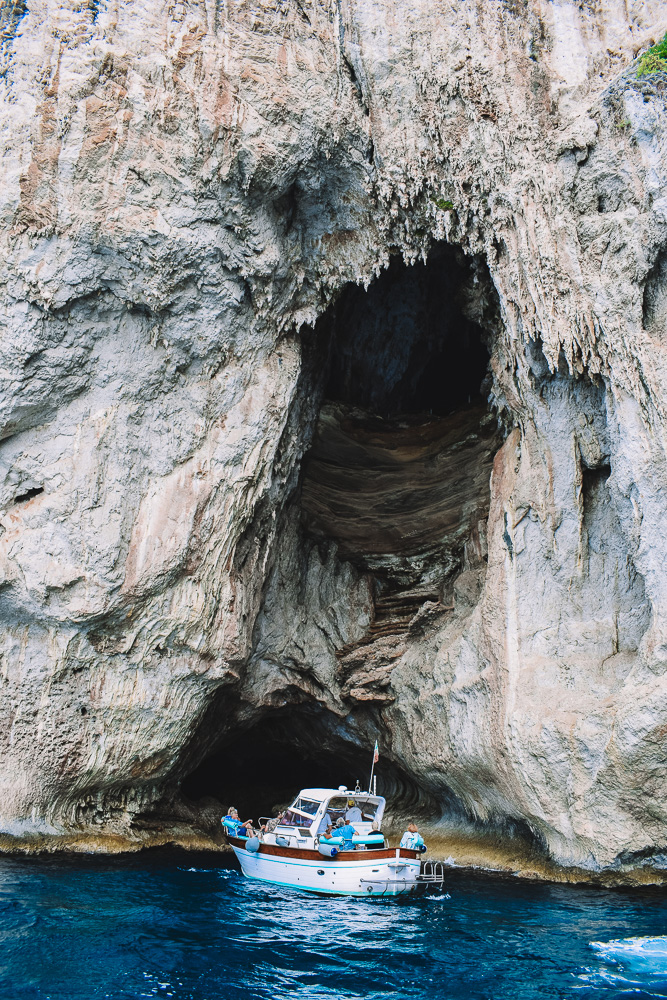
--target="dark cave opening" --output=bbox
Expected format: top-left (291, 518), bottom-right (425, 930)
top-left (177, 244), bottom-right (503, 828)
top-left (300, 243), bottom-right (503, 584)
top-left (182, 719), bottom-right (364, 823)
top-left (179, 708), bottom-right (436, 827)
top-left (322, 244), bottom-right (494, 418)
top-left (12, 485), bottom-right (44, 506)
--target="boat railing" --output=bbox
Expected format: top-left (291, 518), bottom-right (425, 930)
top-left (417, 860), bottom-right (447, 886)
top-left (274, 831), bottom-right (301, 847)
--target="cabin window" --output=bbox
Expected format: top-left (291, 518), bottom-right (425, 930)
top-left (325, 797), bottom-right (379, 823)
top-left (291, 797), bottom-right (320, 815)
top-left (281, 797), bottom-right (321, 826)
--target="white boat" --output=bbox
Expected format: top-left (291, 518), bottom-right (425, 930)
top-left (224, 785), bottom-right (426, 897)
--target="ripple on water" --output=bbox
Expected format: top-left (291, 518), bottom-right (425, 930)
top-left (0, 854), bottom-right (666, 999)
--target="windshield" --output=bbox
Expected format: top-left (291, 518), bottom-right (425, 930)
top-left (323, 797), bottom-right (379, 825)
top-left (281, 797), bottom-right (321, 827)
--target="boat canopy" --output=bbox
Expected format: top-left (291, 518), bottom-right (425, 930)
top-left (279, 788), bottom-right (386, 831)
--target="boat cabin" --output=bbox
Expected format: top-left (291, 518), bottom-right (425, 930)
top-left (266, 786), bottom-right (386, 848)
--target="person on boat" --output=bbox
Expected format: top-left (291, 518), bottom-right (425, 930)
top-left (344, 798), bottom-right (363, 823)
top-left (261, 811), bottom-right (285, 834)
top-left (319, 823), bottom-right (335, 842)
top-left (223, 807), bottom-right (253, 837)
top-left (317, 809), bottom-right (334, 835)
top-left (399, 823), bottom-right (424, 850)
top-left (222, 807), bottom-right (241, 833)
top-left (339, 819), bottom-right (358, 850)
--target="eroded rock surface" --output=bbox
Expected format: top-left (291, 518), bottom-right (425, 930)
top-left (1, 0), bottom-right (667, 873)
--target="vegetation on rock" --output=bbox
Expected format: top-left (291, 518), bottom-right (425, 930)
top-left (637, 33), bottom-right (667, 77)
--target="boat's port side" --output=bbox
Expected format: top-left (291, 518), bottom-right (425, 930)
top-left (229, 839), bottom-right (422, 896)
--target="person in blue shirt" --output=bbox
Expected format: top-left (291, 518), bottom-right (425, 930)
top-left (222, 807), bottom-right (253, 837)
top-left (222, 807), bottom-right (241, 834)
top-left (339, 820), bottom-right (357, 850)
top-left (344, 798), bottom-right (363, 823)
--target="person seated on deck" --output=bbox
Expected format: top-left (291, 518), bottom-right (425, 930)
top-left (222, 807), bottom-right (240, 833)
top-left (319, 824), bottom-right (335, 842)
top-left (261, 811), bottom-right (285, 834)
top-left (344, 799), bottom-right (363, 823)
top-left (223, 808), bottom-right (253, 837)
top-left (399, 823), bottom-right (424, 850)
top-left (317, 810), bottom-right (334, 835)
top-left (339, 820), bottom-right (357, 850)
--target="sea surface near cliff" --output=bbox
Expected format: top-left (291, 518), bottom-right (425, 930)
top-left (1, 851), bottom-right (667, 999)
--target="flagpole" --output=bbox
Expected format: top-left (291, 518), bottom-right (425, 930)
top-left (368, 740), bottom-right (379, 794)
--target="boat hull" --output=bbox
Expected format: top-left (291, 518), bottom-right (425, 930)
top-left (228, 837), bottom-right (422, 896)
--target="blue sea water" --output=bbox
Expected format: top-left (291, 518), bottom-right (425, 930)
top-left (1, 850), bottom-right (666, 1000)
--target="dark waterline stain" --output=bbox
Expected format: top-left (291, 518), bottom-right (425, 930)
top-left (1, 849), bottom-right (666, 999)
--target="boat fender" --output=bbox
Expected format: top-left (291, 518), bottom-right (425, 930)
top-left (419, 845), bottom-right (427, 853)
top-left (318, 842), bottom-right (338, 858)
top-left (245, 836), bottom-right (260, 853)
top-left (276, 836), bottom-right (290, 848)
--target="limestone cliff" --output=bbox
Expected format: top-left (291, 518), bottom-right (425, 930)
top-left (1, 0), bottom-right (667, 876)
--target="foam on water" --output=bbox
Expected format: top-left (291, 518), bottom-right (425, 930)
top-left (592, 936), bottom-right (667, 967)
top-left (577, 937), bottom-right (667, 994)
top-left (178, 866), bottom-right (237, 874)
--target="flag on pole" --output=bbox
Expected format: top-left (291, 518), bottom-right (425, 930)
top-left (373, 740), bottom-right (379, 764)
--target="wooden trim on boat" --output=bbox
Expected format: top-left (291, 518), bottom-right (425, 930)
top-left (226, 835), bottom-right (420, 862)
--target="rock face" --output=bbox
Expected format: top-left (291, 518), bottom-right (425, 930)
top-left (1, 0), bottom-right (667, 872)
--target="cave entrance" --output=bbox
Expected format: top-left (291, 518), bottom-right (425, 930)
top-left (301, 242), bottom-right (503, 598)
top-left (322, 244), bottom-right (493, 418)
top-left (179, 707), bottom-right (429, 825)
top-left (177, 244), bottom-right (503, 831)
